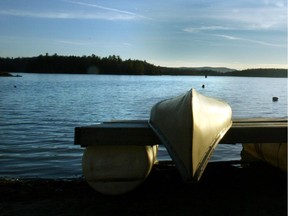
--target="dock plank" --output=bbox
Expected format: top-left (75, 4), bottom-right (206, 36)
top-left (74, 118), bottom-right (287, 147)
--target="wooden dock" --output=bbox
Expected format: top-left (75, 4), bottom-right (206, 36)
top-left (74, 118), bottom-right (287, 147)
top-left (74, 117), bottom-right (287, 195)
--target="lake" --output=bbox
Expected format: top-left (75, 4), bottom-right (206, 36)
top-left (0, 73), bottom-right (287, 178)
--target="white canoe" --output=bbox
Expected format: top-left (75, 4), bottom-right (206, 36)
top-left (241, 143), bottom-right (287, 172)
top-left (149, 89), bottom-right (232, 182)
top-left (82, 145), bottom-right (158, 195)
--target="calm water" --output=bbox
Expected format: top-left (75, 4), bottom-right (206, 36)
top-left (0, 73), bottom-right (287, 178)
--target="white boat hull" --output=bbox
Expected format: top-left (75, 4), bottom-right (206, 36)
top-left (149, 89), bottom-right (232, 182)
top-left (241, 143), bottom-right (287, 171)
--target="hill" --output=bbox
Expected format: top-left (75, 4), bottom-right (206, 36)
top-left (193, 67), bottom-right (236, 73)
top-left (226, 68), bottom-right (287, 78)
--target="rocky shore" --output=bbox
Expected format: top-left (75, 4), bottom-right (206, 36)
top-left (0, 162), bottom-right (286, 216)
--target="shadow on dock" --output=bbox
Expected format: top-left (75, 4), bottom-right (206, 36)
top-left (0, 162), bottom-right (286, 216)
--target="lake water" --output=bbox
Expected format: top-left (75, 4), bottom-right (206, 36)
top-left (0, 73), bottom-right (287, 178)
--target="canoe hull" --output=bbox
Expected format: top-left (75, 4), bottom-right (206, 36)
top-left (149, 89), bottom-right (232, 182)
top-left (82, 145), bottom-right (158, 195)
top-left (241, 143), bottom-right (287, 171)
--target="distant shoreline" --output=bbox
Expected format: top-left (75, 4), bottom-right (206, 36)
top-left (7, 71), bottom-right (288, 78)
top-left (0, 72), bottom-right (13, 77)
top-left (0, 72), bottom-right (22, 77)
top-left (0, 54), bottom-right (287, 77)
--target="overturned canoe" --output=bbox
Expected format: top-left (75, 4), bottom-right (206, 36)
top-left (241, 143), bottom-right (287, 172)
top-left (149, 89), bottom-right (232, 182)
top-left (82, 145), bottom-right (158, 195)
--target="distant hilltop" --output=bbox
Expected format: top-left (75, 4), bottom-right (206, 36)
top-left (225, 68), bottom-right (287, 78)
top-left (0, 54), bottom-right (287, 77)
top-left (184, 67), bottom-right (236, 73)
top-left (160, 66), bottom-right (287, 77)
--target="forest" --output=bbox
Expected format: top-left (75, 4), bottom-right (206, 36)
top-left (0, 54), bottom-right (287, 77)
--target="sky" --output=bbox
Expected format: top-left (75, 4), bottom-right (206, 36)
top-left (0, 0), bottom-right (287, 70)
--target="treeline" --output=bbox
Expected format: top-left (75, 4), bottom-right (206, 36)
top-left (160, 67), bottom-right (226, 76)
top-left (225, 68), bottom-right (287, 78)
top-left (0, 54), bottom-right (287, 77)
top-left (0, 54), bottom-right (161, 75)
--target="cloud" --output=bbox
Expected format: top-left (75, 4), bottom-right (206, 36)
top-left (0, 10), bottom-right (75, 19)
top-left (64, 0), bottom-right (148, 20)
top-left (183, 26), bottom-right (234, 33)
top-left (263, 0), bottom-right (286, 8)
top-left (0, 9), bottom-right (133, 20)
top-left (216, 35), bottom-right (240, 40)
top-left (181, 1), bottom-right (286, 32)
top-left (65, 1), bottom-right (138, 16)
top-left (56, 40), bottom-right (88, 46)
top-left (0, 0), bottom-right (147, 21)
top-left (122, 42), bottom-right (133, 47)
top-left (215, 34), bottom-right (285, 47)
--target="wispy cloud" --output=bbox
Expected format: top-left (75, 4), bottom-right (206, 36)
top-left (216, 35), bottom-right (240, 40)
top-left (0, 9), bottom-right (134, 20)
top-left (263, 0), bottom-right (286, 8)
top-left (56, 40), bottom-right (88, 46)
top-left (0, 35), bottom-right (89, 46)
top-left (64, 0), bottom-right (148, 20)
top-left (183, 9), bottom-right (286, 33)
top-left (0, 10), bottom-right (75, 19)
top-left (181, 1), bottom-right (286, 32)
top-left (183, 26), bottom-right (233, 33)
top-left (0, 0), bottom-right (147, 21)
top-left (227, 10), bottom-right (286, 31)
top-left (122, 42), bottom-right (133, 47)
top-left (215, 34), bottom-right (285, 47)
top-left (66, 1), bottom-right (141, 17)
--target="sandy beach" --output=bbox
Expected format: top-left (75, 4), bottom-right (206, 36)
top-left (0, 162), bottom-right (286, 216)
